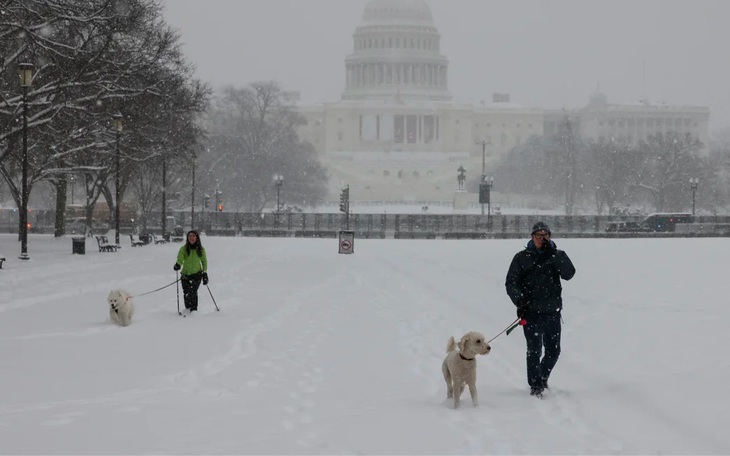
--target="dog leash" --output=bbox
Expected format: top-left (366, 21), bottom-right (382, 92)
top-left (133, 278), bottom-right (180, 298)
top-left (487, 317), bottom-right (522, 344)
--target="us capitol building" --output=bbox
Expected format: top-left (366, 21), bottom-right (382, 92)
top-left (294, 0), bottom-right (710, 205)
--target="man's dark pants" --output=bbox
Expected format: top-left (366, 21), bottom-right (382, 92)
top-left (181, 272), bottom-right (203, 310)
top-left (522, 312), bottom-right (561, 388)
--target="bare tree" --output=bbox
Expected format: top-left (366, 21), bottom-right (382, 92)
top-left (632, 133), bottom-right (704, 212)
top-left (205, 82), bottom-right (327, 212)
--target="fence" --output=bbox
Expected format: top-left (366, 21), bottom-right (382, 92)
top-left (3, 210), bottom-right (729, 238)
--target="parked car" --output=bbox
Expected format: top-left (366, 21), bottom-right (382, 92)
top-left (605, 221), bottom-right (651, 232)
top-left (640, 213), bottom-right (693, 232)
top-left (66, 217), bottom-right (108, 235)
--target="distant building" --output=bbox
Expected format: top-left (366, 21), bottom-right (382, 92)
top-left (545, 91), bottom-right (710, 148)
top-left (295, 0), bottom-right (709, 204)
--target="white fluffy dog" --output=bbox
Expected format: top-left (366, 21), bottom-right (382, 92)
top-left (108, 289), bottom-right (134, 326)
top-left (441, 331), bottom-right (491, 409)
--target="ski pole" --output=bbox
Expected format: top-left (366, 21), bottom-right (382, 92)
top-left (176, 270), bottom-right (181, 315)
top-left (205, 284), bottom-right (220, 311)
top-left (487, 317), bottom-right (525, 344)
top-left (198, 259), bottom-right (218, 311)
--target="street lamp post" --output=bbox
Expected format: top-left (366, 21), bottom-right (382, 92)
top-left (70, 175), bottom-right (75, 205)
top-left (477, 140), bottom-right (490, 215)
top-left (113, 112), bottom-right (123, 247)
top-left (484, 176), bottom-right (494, 230)
top-left (190, 150), bottom-right (196, 230)
top-left (689, 178), bottom-right (699, 216)
top-left (479, 140), bottom-right (488, 180)
top-left (273, 174), bottom-right (284, 213)
top-left (161, 152), bottom-right (167, 238)
top-left (18, 63), bottom-right (34, 260)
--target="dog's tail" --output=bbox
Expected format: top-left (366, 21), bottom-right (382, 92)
top-left (446, 336), bottom-right (456, 353)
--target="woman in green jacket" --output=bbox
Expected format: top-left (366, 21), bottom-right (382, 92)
top-left (173, 230), bottom-right (208, 312)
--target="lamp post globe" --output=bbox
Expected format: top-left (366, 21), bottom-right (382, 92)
top-left (18, 62), bottom-right (34, 260)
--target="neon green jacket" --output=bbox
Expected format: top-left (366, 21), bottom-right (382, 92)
top-left (176, 245), bottom-right (207, 276)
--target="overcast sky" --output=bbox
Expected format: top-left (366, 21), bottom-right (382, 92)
top-left (161, 0), bottom-right (730, 131)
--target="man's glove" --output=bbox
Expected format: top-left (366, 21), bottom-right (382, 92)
top-left (202, 272), bottom-right (209, 285)
top-left (545, 240), bottom-right (557, 255)
top-left (173, 263), bottom-right (181, 271)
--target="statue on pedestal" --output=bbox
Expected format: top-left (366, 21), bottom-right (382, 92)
top-left (457, 165), bottom-right (466, 190)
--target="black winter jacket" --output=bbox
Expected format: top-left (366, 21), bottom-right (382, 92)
top-left (505, 240), bottom-right (576, 315)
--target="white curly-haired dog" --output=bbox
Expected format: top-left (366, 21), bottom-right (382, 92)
top-left (442, 331), bottom-right (491, 409)
top-left (108, 289), bottom-right (134, 326)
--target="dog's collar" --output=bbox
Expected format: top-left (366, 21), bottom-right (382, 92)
top-left (459, 353), bottom-right (475, 361)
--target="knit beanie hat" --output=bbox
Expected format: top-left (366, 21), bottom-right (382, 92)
top-left (531, 221), bottom-right (551, 235)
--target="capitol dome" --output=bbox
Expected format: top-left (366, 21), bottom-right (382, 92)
top-left (341, 0), bottom-right (451, 102)
top-left (362, 0), bottom-right (433, 25)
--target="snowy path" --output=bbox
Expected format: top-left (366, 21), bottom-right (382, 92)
top-left (0, 234), bottom-right (728, 454)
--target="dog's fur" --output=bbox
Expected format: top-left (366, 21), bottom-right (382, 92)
top-left (441, 331), bottom-right (491, 409)
top-left (108, 289), bottom-right (134, 326)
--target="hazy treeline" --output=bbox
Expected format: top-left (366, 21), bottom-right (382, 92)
top-left (493, 118), bottom-right (729, 215)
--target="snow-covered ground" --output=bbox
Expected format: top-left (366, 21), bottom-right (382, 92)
top-left (0, 233), bottom-right (728, 454)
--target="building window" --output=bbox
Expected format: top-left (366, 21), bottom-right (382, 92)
top-left (406, 115), bottom-right (417, 143)
top-left (423, 115), bottom-right (436, 144)
top-left (394, 115), bottom-right (404, 143)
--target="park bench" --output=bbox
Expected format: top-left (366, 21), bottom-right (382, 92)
top-left (129, 234), bottom-right (145, 247)
top-left (150, 233), bottom-right (167, 244)
top-left (96, 235), bottom-right (118, 252)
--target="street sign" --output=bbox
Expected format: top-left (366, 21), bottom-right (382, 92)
top-left (338, 230), bottom-right (355, 254)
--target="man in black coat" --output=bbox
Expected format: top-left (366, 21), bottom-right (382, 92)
top-left (505, 221), bottom-right (576, 397)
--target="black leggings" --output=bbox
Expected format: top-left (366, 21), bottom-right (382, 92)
top-left (181, 272), bottom-right (202, 310)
